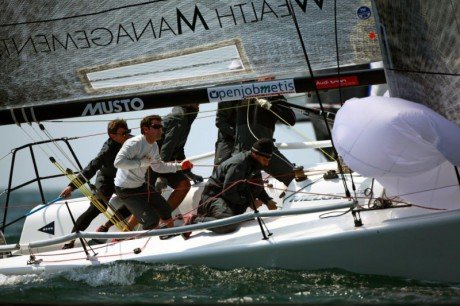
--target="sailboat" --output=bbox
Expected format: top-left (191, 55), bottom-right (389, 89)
top-left (1, 0), bottom-right (459, 282)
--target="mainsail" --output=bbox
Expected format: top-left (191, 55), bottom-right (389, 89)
top-left (0, 0), bottom-right (382, 125)
top-left (371, 0), bottom-right (459, 125)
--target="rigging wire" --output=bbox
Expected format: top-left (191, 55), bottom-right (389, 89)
top-left (286, 0), bottom-right (351, 198)
top-left (332, 0), bottom-right (357, 200)
top-left (245, 99), bottom-right (293, 168)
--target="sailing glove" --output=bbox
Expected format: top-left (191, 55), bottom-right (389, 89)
top-left (180, 160), bottom-right (193, 170)
top-left (256, 98), bottom-right (272, 110)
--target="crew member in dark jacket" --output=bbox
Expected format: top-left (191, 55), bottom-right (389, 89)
top-left (182, 138), bottom-right (278, 236)
top-left (213, 101), bottom-right (237, 171)
top-left (234, 96), bottom-right (297, 187)
top-left (59, 119), bottom-right (132, 249)
top-left (148, 104), bottom-right (202, 211)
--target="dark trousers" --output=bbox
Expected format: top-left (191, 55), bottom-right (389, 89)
top-left (115, 184), bottom-right (172, 230)
top-left (71, 185), bottom-right (131, 232)
top-left (213, 138), bottom-right (234, 172)
top-left (71, 203), bottom-right (131, 233)
top-left (197, 191), bottom-right (248, 234)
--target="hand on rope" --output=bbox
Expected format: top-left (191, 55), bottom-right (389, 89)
top-left (155, 177), bottom-right (168, 192)
top-left (59, 185), bottom-right (73, 198)
top-left (256, 98), bottom-right (272, 110)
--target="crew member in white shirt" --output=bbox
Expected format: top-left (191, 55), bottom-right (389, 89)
top-left (114, 115), bottom-right (193, 230)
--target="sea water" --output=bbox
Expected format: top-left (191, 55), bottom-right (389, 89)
top-left (1, 261), bottom-right (460, 305)
top-left (1, 191), bottom-right (460, 305)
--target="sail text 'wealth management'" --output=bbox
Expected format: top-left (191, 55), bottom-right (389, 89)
top-left (0, 0), bottom-right (323, 59)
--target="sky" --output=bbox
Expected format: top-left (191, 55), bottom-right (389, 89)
top-left (1, 101), bottom-right (325, 195)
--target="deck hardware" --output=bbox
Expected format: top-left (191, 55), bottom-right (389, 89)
top-left (27, 255), bottom-right (43, 265)
top-left (352, 210), bottom-right (363, 227)
top-left (323, 170), bottom-right (338, 180)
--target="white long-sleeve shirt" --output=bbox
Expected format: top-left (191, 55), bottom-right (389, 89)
top-left (114, 134), bottom-right (179, 188)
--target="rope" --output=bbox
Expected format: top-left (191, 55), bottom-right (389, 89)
top-left (287, 0), bottom-right (351, 199)
top-left (50, 159), bottom-right (129, 231)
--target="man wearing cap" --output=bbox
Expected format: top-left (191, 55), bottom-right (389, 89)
top-left (59, 118), bottom-right (133, 249)
top-left (182, 138), bottom-right (278, 236)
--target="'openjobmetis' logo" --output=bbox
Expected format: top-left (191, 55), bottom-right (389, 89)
top-left (207, 79), bottom-right (296, 103)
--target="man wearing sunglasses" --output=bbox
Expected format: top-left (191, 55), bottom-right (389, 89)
top-left (114, 115), bottom-right (193, 230)
top-left (150, 104), bottom-right (202, 212)
top-left (59, 119), bottom-right (133, 249)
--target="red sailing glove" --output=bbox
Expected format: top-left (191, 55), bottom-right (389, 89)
top-left (180, 160), bottom-right (193, 170)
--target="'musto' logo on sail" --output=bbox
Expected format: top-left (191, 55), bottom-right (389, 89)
top-left (82, 98), bottom-right (144, 116)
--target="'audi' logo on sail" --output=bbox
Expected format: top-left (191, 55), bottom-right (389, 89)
top-left (82, 98), bottom-right (144, 116)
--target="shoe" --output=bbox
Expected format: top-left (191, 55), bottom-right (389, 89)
top-left (181, 232), bottom-right (192, 240)
top-left (62, 241), bottom-right (75, 249)
top-left (96, 225), bottom-right (109, 232)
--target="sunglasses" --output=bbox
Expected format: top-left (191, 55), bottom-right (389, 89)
top-left (112, 129), bottom-right (131, 136)
top-left (150, 124), bottom-right (163, 129)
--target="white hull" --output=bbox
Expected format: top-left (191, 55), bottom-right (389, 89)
top-left (1, 162), bottom-right (459, 282)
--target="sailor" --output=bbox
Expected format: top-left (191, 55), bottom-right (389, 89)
top-left (213, 101), bottom-right (237, 172)
top-left (234, 96), bottom-right (297, 188)
top-left (149, 104), bottom-right (202, 211)
top-left (59, 119), bottom-right (133, 249)
top-left (114, 115), bottom-right (193, 230)
top-left (182, 138), bottom-right (278, 237)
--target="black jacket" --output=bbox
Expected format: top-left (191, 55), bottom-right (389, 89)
top-left (235, 96), bottom-right (296, 151)
top-left (157, 105), bottom-right (198, 162)
top-left (69, 138), bottom-right (122, 190)
top-left (202, 151), bottom-right (271, 214)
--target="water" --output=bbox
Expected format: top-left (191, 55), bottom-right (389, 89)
top-left (1, 192), bottom-right (460, 305)
top-left (1, 262), bottom-right (460, 305)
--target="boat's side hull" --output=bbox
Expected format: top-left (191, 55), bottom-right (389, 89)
top-left (2, 206), bottom-right (460, 282)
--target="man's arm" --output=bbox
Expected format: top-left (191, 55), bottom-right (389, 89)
top-left (114, 140), bottom-right (150, 169)
top-left (68, 141), bottom-right (110, 189)
top-left (151, 142), bottom-right (182, 173)
top-left (221, 163), bottom-right (250, 206)
top-left (269, 97), bottom-right (296, 126)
